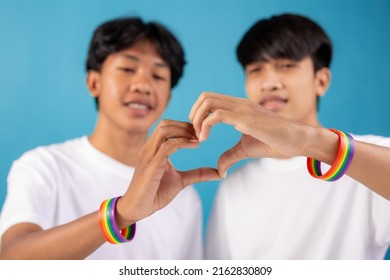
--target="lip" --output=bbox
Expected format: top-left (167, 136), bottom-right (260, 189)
top-left (123, 99), bottom-right (154, 117)
top-left (259, 95), bottom-right (288, 112)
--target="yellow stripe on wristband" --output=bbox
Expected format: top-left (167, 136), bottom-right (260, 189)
top-left (307, 129), bottom-right (355, 181)
top-left (99, 197), bottom-right (136, 244)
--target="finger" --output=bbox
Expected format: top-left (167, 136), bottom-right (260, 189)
top-left (189, 92), bottom-right (216, 138)
top-left (180, 167), bottom-right (221, 187)
top-left (189, 92), bottom-right (216, 122)
top-left (154, 137), bottom-right (200, 162)
top-left (217, 139), bottom-right (248, 177)
top-left (148, 120), bottom-right (196, 141)
top-left (192, 96), bottom-right (246, 142)
top-left (199, 109), bottom-right (239, 142)
top-left (138, 138), bottom-right (201, 185)
top-left (190, 92), bottom-right (239, 121)
top-left (190, 92), bottom-right (236, 137)
top-left (145, 120), bottom-right (198, 158)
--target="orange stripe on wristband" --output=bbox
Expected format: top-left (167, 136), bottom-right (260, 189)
top-left (307, 129), bottom-right (355, 182)
top-left (98, 197), bottom-right (136, 244)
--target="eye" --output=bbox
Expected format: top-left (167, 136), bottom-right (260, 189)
top-left (153, 74), bottom-right (166, 81)
top-left (278, 62), bottom-right (297, 70)
top-left (118, 67), bottom-right (135, 73)
top-left (247, 66), bottom-right (262, 74)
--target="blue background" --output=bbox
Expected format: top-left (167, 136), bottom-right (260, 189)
top-left (1, 0), bottom-right (389, 258)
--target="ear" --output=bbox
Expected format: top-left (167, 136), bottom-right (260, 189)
top-left (86, 70), bottom-right (101, 98)
top-left (314, 67), bottom-right (331, 97)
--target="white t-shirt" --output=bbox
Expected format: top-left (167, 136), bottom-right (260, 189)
top-left (206, 134), bottom-right (390, 259)
top-left (0, 137), bottom-right (203, 259)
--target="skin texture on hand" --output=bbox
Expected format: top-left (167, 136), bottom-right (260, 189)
top-left (0, 120), bottom-right (220, 259)
top-left (189, 92), bottom-right (312, 176)
top-left (190, 91), bottom-right (390, 201)
top-left (116, 120), bottom-right (221, 228)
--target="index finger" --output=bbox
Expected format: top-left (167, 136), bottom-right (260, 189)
top-left (189, 92), bottom-right (219, 123)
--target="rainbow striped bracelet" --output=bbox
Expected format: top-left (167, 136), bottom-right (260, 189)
top-left (99, 196), bottom-right (136, 244)
top-left (307, 129), bottom-right (355, 182)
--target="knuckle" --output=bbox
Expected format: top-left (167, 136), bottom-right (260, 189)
top-left (155, 125), bottom-right (165, 136)
top-left (159, 119), bottom-right (171, 127)
top-left (184, 121), bottom-right (194, 130)
top-left (200, 91), bottom-right (212, 100)
top-left (160, 141), bottom-right (171, 153)
top-left (212, 109), bottom-right (223, 120)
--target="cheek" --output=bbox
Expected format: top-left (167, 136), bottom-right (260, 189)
top-left (103, 78), bottom-right (122, 95)
top-left (245, 80), bottom-right (258, 102)
top-left (157, 89), bottom-right (171, 108)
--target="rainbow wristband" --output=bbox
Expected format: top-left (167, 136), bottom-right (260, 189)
top-left (307, 129), bottom-right (355, 182)
top-left (99, 196), bottom-right (136, 244)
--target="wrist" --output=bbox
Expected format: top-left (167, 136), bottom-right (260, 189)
top-left (303, 126), bottom-right (339, 164)
top-left (306, 129), bottom-right (355, 181)
top-left (98, 197), bottom-right (136, 244)
top-left (115, 196), bottom-right (137, 229)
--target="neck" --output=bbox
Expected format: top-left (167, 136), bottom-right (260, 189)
top-left (88, 118), bottom-right (148, 167)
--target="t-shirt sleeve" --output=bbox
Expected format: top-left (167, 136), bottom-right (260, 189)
top-left (0, 149), bottom-right (57, 236)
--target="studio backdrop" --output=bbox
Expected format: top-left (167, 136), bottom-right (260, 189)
top-left (1, 0), bottom-right (389, 257)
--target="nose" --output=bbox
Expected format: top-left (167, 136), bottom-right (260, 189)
top-left (130, 71), bottom-right (151, 95)
top-left (260, 68), bottom-right (283, 92)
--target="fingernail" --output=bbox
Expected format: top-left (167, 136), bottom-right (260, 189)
top-left (223, 170), bottom-right (228, 178)
top-left (198, 131), bottom-right (203, 142)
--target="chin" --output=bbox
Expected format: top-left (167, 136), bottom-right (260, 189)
top-left (125, 127), bottom-right (149, 135)
top-left (122, 121), bottom-right (151, 134)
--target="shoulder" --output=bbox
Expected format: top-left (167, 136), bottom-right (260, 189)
top-left (10, 137), bottom-right (86, 173)
top-left (17, 137), bottom-right (85, 160)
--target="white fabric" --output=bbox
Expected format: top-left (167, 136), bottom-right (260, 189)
top-left (206, 134), bottom-right (390, 259)
top-left (0, 137), bottom-right (202, 259)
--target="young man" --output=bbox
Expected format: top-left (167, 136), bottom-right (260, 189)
top-left (0, 17), bottom-right (219, 259)
top-left (190, 13), bottom-right (390, 259)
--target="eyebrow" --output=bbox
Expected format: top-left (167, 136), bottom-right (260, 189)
top-left (121, 54), bottom-right (169, 68)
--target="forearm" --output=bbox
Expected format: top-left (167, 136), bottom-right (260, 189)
top-left (344, 141), bottom-right (390, 200)
top-left (304, 127), bottom-right (390, 201)
top-left (0, 211), bottom-right (106, 259)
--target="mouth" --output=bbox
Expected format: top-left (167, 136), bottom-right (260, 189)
top-left (123, 101), bottom-right (153, 116)
top-left (260, 96), bottom-right (288, 112)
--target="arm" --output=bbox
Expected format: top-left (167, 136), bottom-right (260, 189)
top-left (0, 213), bottom-right (104, 259)
top-left (0, 120), bottom-right (220, 259)
top-left (189, 92), bottom-right (390, 201)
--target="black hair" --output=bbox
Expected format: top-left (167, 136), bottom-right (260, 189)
top-left (237, 13), bottom-right (332, 72)
top-left (86, 17), bottom-right (186, 107)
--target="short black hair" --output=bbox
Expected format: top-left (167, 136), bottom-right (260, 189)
top-left (237, 13), bottom-right (332, 72)
top-left (86, 17), bottom-right (186, 107)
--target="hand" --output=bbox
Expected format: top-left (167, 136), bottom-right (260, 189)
top-left (217, 134), bottom-right (274, 177)
top-left (189, 92), bottom-right (310, 176)
top-left (117, 120), bottom-right (220, 227)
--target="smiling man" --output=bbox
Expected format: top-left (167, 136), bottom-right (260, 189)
top-left (189, 13), bottom-right (390, 259)
top-left (0, 17), bottom-right (219, 259)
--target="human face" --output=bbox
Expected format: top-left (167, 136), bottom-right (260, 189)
top-left (89, 40), bottom-right (171, 134)
top-left (245, 57), bottom-right (328, 126)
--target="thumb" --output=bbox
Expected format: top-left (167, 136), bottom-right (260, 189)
top-left (181, 167), bottom-right (221, 187)
top-left (218, 139), bottom-right (248, 177)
